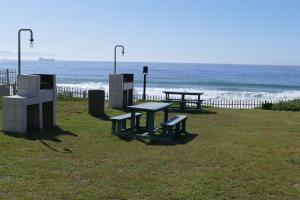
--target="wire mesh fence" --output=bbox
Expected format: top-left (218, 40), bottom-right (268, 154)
top-left (0, 68), bottom-right (17, 84)
top-left (0, 68), bottom-right (17, 95)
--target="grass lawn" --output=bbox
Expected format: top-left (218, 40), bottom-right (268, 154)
top-left (0, 98), bottom-right (299, 199)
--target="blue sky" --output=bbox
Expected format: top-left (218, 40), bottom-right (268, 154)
top-left (0, 0), bottom-right (300, 65)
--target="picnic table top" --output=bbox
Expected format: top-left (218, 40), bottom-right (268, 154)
top-left (163, 91), bottom-right (204, 95)
top-left (128, 102), bottom-right (171, 112)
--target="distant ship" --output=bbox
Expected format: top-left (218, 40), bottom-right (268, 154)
top-left (38, 57), bottom-right (55, 62)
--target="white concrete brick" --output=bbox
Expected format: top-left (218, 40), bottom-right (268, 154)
top-left (29, 89), bottom-right (38, 97)
top-left (14, 98), bottom-right (24, 106)
top-left (54, 87), bottom-right (57, 98)
top-left (15, 121), bottom-right (26, 134)
top-left (124, 83), bottom-right (133, 90)
top-left (23, 97), bottom-right (38, 105)
top-left (3, 97), bottom-right (16, 106)
top-left (53, 75), bottom-right (56, 87)
top-left (3, 106), bottom-right (16, 121)
top-left (3, 120), bottom-right (15, 132)
top-left (29, 75), bottom-right (40, 90)
top-left (43, 90), bottom-right (54, 102)
top-left (15, 106), bottom-right (26, 121)
top-left (17, 88), bottom-right (29, 96)
top-left (17, 75), bottom-right (30, 90)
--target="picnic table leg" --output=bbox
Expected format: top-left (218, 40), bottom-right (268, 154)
top-left (197, 95), bottom-right (202, 111)
top-left (168, 126), bottom-right (174, 137)
top-left (175, 124), bottom-right (181, 137)
top-left (121, 120), bottom-right (126, 130)
top-left (182, 119), bottom-right (187, 133)
top-left (116, 122), bottom-right (122, 134)
top-left (146, 111), bottom-right (155, 133)
top-left (162, 109), bottom-right (169, 136)
top-left (112, 121), bottom-right (116, 134)
top-left (136, 116), bottom-right (140, 129)
top-left (130, 111), bottom-right (136, 134)
top-left (181, 94), bottom-right (185, 101)
top-left (196, 102), bottom-right (200, 111)
top-left (180, 101), bottom-right (186, 112)
top-left (164, 109), bottom-right (169, 122)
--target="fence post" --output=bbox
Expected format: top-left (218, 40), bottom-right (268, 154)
top-left (13, 84), bottom-right (17, 95)
top-left (6, 69), bottom-right (9, 85)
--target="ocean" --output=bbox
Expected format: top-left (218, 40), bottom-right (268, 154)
top-left (1, 60), bottom-right (300, 100)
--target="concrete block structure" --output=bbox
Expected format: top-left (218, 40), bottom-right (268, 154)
top-left (109, 73), bottom-right (134, 109)
top-left (2, 74), bottom-right (56, 134)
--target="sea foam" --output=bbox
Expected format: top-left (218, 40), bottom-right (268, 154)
top-left (57, 82), bottom-right (300, 100)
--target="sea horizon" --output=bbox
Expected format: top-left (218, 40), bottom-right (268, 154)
top-left (1, 58), bottom-right (300, 68)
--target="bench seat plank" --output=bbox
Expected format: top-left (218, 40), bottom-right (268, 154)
top-left (162, 115), bottom-right (187, 126)
top-left (161, 115), bottom-right (188, 137)
top-left (111, 112), bottom-right (142, 121)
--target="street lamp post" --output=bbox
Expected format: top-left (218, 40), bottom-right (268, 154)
top-left (114, 45), bottom-right (124, 74)
top-left (142, 66), bottom-right (148, 101)
top-left (18, 29), bottom-right (34, 75)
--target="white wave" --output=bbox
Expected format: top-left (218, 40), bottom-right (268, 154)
top-left (57, 82), bottom-right (300, 100)
top-left (58, 82), bottom-right (107, 90)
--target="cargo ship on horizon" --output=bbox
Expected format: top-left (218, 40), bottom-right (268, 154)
top-left (38, 57), bottom-right (55, 62)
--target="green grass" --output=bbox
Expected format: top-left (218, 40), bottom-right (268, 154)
top-left (0, 98), bottom-right (300, 199)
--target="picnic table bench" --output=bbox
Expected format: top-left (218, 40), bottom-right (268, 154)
top-left (110, 112), bottom-right (142, 135)
top-left (163, 91), bottom-right (204, 112)
top-left (161, 115), bottom-right (187, 137)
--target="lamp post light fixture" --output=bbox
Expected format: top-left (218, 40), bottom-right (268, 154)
top-left (18, 29), bottom-right (34, 75)
top-left (142, 66), bottom-right (148, 101)
top-left (114, 45), bottom-right (125, 74)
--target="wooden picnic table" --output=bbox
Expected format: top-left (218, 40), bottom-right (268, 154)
top-left (163, 91), bottom-right (204, 112)
top-left (128, 102), bottom-right (171, 134)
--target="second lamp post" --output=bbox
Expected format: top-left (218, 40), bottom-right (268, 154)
top-left (142, 66), bottom-right (148, 100)
top-left (18, 29), bottom-right (34, 75)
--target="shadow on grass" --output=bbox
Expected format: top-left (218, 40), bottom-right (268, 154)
top-left (145, 133), bottom-right (198, 146)
top-left (168, 109), bottom-right (216, 115)
top-left (114, 130), bottom-right (198, 146)
top-left (113, 108), bottom-right (130, 113)
top-left (3, 126), bottom-right (77, 142)
top-left (3, 126), bottom-right (77, 153)
top-left (89, 113), bottom-right (111, 121)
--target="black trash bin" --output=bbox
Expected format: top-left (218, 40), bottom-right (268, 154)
top-left (88, 90), bottom-right (105, 115)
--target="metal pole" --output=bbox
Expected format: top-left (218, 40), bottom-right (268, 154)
top-left (143, 74), bottom-right (147, 100)
top-left (18, 29), bottom-right (34, 75)
top-left (18, 31), bottom-right (21, 75)
top-left (114, 46), bottom-right (116, 74)
top-left (113, 45), bottom-right (124, 74)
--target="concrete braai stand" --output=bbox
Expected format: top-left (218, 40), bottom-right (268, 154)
top-left (109, 73), bottom-right (134, 109)
top-left (2, 74), bottom-right (56, 134)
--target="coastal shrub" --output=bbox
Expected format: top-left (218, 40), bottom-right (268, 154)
top-left (262, 99), bottom-right (300, 111)
top-left (261, 102), bottom-right (273, 110)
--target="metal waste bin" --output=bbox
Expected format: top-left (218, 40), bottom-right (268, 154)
top-left (88, 90), bottom-right (105, 115)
